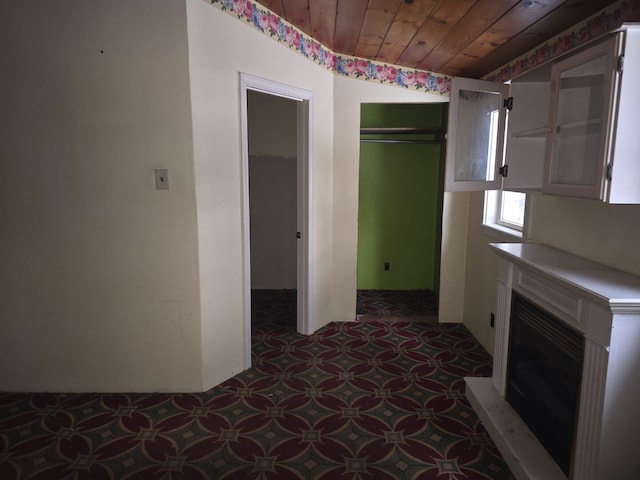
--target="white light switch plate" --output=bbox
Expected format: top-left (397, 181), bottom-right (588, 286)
top-left (155, 169), bottom-right (169, 190)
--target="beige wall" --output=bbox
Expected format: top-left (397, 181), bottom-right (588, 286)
top-left (195, 0), bottom-right (640, 369)
top-left (0, 0), bottom-right (453, 393)
top-left (461, 189), bottom-right (640, 356)
top-left (460, 192), bottom-right (499, 352)
top-left (331, 76), bottom-right (448, 321)
top-left (438, 192), bottom-right (471, 324)
top-left (248, 91), bottom-right (298, 157)
top-left (186, 0), bottom-right (336, 389)
top-left (186, 4), bottom-right (455, 361)
top-left (2, 0), bottom-right (519, 392)
top-left (528, 194), bottom-right (640, 276)
top-left (0, 0), bottom-right (202, 391)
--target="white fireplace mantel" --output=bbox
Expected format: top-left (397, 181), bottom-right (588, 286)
top-left (465, 243), bottom-right (640, 480)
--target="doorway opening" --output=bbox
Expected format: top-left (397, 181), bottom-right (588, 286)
top-left (240, 74), bottom-right (313, 368)
top-left (356, 103), bottom-right (447, 317)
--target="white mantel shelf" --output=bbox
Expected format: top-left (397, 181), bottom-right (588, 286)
top-left (489, 242), bottom-right (640, 310)
top-left (466, 242), bottom-right (640, 480)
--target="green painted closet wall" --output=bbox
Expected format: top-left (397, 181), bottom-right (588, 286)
top-left (357, 103), bottom-right (445, 290)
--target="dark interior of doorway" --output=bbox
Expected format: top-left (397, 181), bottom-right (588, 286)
top-left (247, 90), bottom-right (298, 343)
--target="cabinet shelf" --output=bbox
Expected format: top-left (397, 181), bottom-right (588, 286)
top-left (511, 126), bottom-right (548, 139)
top-left (556, 117), bottom-right (601, 137)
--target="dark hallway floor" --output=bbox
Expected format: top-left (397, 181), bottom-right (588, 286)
top-left (356, 289), bottom-right (438, 317)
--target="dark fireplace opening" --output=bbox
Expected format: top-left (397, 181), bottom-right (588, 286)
top-left (506, 292), bottom-right (584, 476)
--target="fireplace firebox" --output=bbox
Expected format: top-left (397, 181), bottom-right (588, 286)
top-left (506, 292), bottom-right (584, 476)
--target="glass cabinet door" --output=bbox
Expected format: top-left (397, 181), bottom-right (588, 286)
top-left (543, 35), bottom-right (622, 199)
top-left (445, 78), bottom-right (509, 192)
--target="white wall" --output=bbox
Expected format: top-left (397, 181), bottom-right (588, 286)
top-left (528, 194), bottom-right (640, 276)
top-left (0, 0), bottom-right (202, 391)
top-left (0, 0), bottom-right (472, 392)
top-left (438, 192), bottom-right (471, 324)
top-left (188, 4), bottom-right (458, 386)
top-left (462, 188), bottom-right (640, 356)
top-left (331, 76), bottom-right (448, 321)
top-left (186, 0), bottom-right (336, 389)
top-left (460, 192), bottom-right (499, 352)
top-left (190, 1), bottom-right (640, 369)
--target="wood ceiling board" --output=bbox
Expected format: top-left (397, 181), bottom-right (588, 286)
top-left (397, 0), bottom-right (476, 68)
top-left (376, 20), bottom-right (421, 64)
top-left (442, 0), bottom-right (566, 73)
top-left (462, 0), bottom-right (626, 77)
top-left (376, 0), bottom-right (438, 64)
top-left (393, 0), bottom-right (438, 22)
top-left (310, 0), bottom-right (338, 49)
top-left (257, 0), bottom-right (285, 17)
top-left (282, 0), bottom-right (312, 33)
top-left (367, 0), bottom-right (402, 12)
top-left (334, 0), bottom-right (368, 53)
top-left (254, 0), bottom-right (638, 79)
top-left (417, 0), bottom-right (520, 72)
top-left (354, 7), bottom-right (397, 59)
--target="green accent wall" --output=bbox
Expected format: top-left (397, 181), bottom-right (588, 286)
top-left (357, 103), bottom-right (445, 291)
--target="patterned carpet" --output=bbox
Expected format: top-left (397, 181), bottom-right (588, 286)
top-left (356, 290), bottom-right (438, 317)
top-left (0, 290), bottom-right (513, 479)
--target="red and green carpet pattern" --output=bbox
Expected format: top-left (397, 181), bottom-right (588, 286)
top-left (356, 290), bottom-right (438, 317)
top-left (0, 290), bottom-right (513, 479)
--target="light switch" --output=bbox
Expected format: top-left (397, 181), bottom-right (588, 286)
top-left (155, 169), bottom-right (169, 190)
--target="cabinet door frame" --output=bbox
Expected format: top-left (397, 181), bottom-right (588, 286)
top-left (542, 34), bottom-right (622, 200)
top-left (445, 78), bottom-right (510, 192)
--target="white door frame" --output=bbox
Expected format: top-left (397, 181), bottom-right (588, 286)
top-left (240, 73), bottom-right (314, 367)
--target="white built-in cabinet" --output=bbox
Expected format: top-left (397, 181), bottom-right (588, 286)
top-left (445, 73), bottom-right (549, 193)
top-left (446, 23), bottom-right (640, 204)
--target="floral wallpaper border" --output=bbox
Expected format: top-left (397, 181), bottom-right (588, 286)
top-left (208, 0), bottom-right (450, 95)
top-left (207, 0), bottom-right (638, 95)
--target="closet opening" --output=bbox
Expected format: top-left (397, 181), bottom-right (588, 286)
top-left (356, 103), bottom-right (447, 318)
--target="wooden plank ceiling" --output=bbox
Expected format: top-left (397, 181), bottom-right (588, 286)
top-left (254, 0), bottom-right (627, 78)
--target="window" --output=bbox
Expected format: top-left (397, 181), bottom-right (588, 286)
top-left (485, 109), bottom-right (500, 181)
top-left (498, 191), bottom-right (525, 231)
top-left (483, 190), bottom-right (527, 240)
